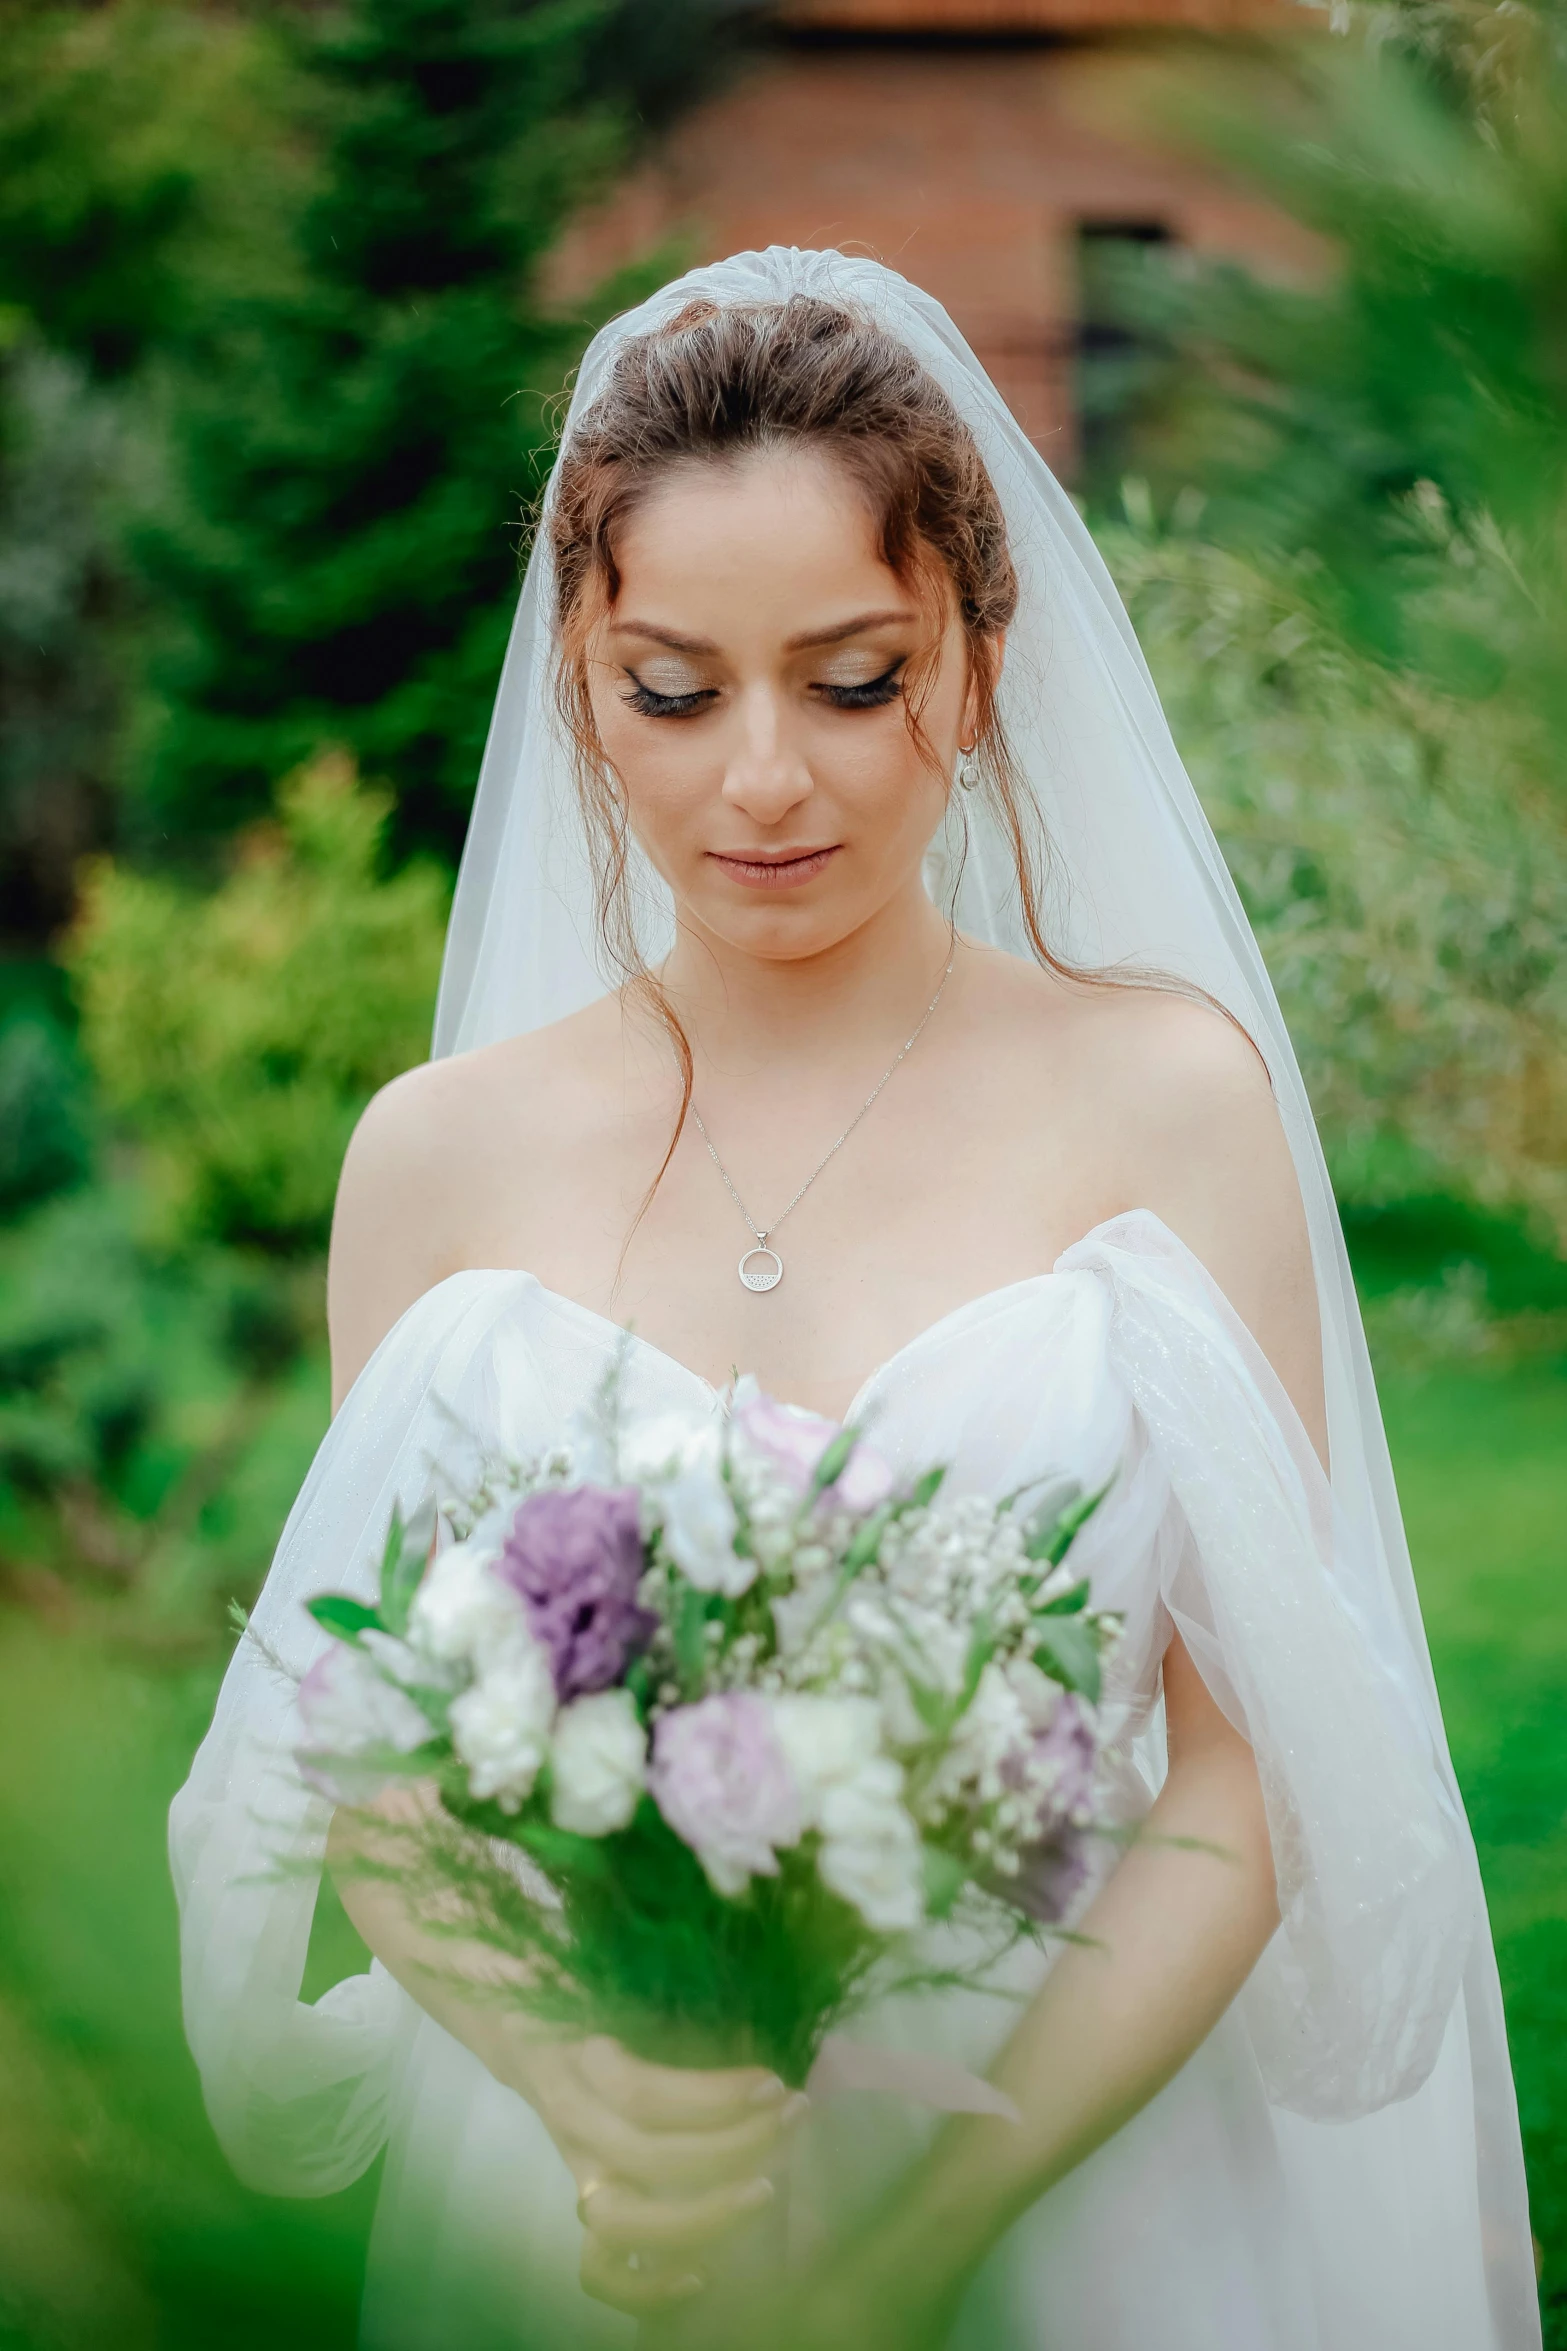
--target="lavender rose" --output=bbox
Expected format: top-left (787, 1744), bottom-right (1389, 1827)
top-left (649, 1693), bottom-right (805, 1895)
top-left (734, 1387), bottom-right (894, 1514)
top-left (496, 1485), bottom-right (654, 1702)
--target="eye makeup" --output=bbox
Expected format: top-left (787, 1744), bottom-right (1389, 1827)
top-left (619, 654), bottom-right (908, 720)
top-left (622, 672), bottom-right (716, 718)
top-left (810, 657), bottom-right (906, 711)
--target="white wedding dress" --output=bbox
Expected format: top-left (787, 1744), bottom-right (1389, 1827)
top-left (174, 1211), bottom-right (1504, 2350)
top-left (170, 243), bottom-right (1540, 2347)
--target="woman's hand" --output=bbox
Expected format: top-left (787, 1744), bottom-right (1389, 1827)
top-left (488, 2025), bottom-right (807, 2317)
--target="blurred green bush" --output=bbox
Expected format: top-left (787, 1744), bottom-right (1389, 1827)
top-left (0, 758), bottom-right (443, 1630)
top-left (68, 751), bottom-right (448, 1255)
top-left (0, 1004), bottom-right (93, 1216)
top-left (1107, 509), bottom-right (1567, 1251)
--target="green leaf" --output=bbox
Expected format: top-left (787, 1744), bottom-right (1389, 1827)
top-left (841, 1500), bottom-right (896, 1574)
top-left (957, 1606), bottom-right (999, 1715)
top-left (810, 1428), bottom-right (858, 1497)
top-left (907, 1678), bottom-right (951, 1734)
top-left (1025, 1478), bottom-right (1112, 1565)
top-left (1035, 1577), bottom-right (1092, 1617)
top-left (910, 1465), bottom-right (946, 1510)
top-left (381, 1494), bottom-right (437, 1637)
top-left (921, 1844), bottom-right (967, 1920)
top-left (512, 1819), bottom-right (615, 1881)
top-left (307, 1593), bottom-right (386, 1642)
top-left (1031, 1618), bottom-right (1102, 1704)
top-left (675, 1581), bottom-right (709, 1689)
top-left (624, 1654), bottom-right (654, 1715)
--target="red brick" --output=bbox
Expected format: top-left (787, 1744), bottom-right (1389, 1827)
top-left (544, 26), bottom-right (1318, 463)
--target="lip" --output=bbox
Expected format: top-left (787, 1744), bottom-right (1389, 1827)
top-left (705, 845), bottom-right (842, 890)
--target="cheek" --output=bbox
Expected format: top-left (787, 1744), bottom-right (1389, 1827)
top-left (824, 709), bottom-right (950, 844)
top-left (590, 695), bottom-right (710, 840)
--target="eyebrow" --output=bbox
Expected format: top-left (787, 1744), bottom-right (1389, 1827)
top-left (609, 608), bottom-right (918, 656)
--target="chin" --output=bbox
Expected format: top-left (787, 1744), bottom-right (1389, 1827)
top-left (690, 887), bottom-right (868, 963)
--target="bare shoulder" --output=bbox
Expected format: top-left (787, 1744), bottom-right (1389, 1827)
top-left (1095, 983), bottom-right (1325, 1461)
top-left (993, 964), bottom-right (1326, 1462)
top-left (326, 995), bottom-right (622, 1410)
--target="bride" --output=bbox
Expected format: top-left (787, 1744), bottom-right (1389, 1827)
top-left (169, 249), bottom-right (1540, 2350)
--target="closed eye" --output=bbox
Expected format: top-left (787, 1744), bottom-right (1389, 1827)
top-left (622, 671), bottom-right (717, 719)
top-left (813, 659), bottom-right (906, 711)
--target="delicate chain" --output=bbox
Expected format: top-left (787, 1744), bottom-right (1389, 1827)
top-left (690, 946), bottom-right (957, 1248)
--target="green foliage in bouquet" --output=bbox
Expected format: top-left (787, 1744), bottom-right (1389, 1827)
top-left (67, 752), bottom-right (448, 1253)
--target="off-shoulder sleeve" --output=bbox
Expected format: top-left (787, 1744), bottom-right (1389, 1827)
top-left (167, 1272), bottom-right (535, 2196)
top-left (1055, 1210), bottom-right (1476, 2121)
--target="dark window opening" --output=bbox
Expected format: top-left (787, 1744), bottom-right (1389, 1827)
top-left (1075, 220), bottom-right (1175, 494)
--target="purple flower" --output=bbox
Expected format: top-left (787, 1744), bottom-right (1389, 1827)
top-left (1007, 1696), bottom-right (1099, 1925)
top-left (649, 1694), bottom-right (805, 1895)
top-left (1017, 1693), bottom-right (1098, 1832)
top-left (734, 1389), bottom-right (894, 1514)
top-left (496, 1485), bottom-right (654, 1702)
top-left (1012, 1833), bottom-right (1091, 1926)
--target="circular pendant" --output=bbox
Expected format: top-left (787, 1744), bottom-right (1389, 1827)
top-left (738, 1245), bottom-right (784, 1293)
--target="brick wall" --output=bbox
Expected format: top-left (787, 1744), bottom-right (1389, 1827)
top-left (545, 24), bottom-right (1318, 466)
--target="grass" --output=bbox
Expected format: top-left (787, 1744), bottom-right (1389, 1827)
top-left (1381, 1359), bottom-right (1567, 2346)
top-left (0, 1297), bottom-right (1560, 2346)
top-left (0, 1615), bottom-right (377, 2351)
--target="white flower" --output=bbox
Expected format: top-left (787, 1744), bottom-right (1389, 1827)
top-left (448, 1633), bottom-right (557, 1810)
top-left (618, 1411), bottom-right (710, 1483)
top-left (1003, 1655), bottom-right (1063, 1731)
top-left (654, 1425), bottom-right (752, 1596)
top-left (932, 1661), bottom-right (1032, 1804)
top-left (816, 1758), bottom-right (925, 1932)
top-left (549, 1690), bottom-right (647, 1836)
top-left (769, 1583), bottom-right (825, 1658)
top-left (298, 1640), bottom-right (432, 1758)
top-left (767, 1695), bottom-right (883, 1827)
top-left (409, 1536), bottom-right (525, 1671)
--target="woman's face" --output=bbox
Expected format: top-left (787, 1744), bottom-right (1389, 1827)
top-left (584, 446), bottom-right (984, 965)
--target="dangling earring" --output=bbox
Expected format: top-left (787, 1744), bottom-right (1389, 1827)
top-left (957, 742), bottom-right (982, 791)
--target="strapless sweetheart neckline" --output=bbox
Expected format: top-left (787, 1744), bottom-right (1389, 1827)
top-left (412, 1205), bottom-right (1154, 1427)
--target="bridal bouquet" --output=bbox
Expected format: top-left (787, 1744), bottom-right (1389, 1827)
top-left (296, 1373), bottom-right (1119, 2084)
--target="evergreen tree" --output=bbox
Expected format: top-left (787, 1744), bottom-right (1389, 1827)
top-left (1097, 0), bottom-right (1567, 767)
top-left (0, 3), bottom-right (294, 938)
top-left (137, 0), bottom-right (733, 863)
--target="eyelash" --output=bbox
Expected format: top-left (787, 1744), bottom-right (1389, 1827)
top-left (620, 660), bottom-right (907, 719)
top-left (818, 660), bottom-right (906, 711)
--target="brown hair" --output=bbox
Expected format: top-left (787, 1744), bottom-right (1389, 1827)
top-left (544, 293), bottom-right (1225, 1221)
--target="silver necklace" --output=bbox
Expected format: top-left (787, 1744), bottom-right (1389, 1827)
top-left (690, 947), bottom-right (956, 1293)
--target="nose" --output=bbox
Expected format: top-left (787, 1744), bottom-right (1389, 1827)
top-left (720, 679), bottom-right (814, 828)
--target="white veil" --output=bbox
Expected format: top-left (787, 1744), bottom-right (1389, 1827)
top-left (430, 247), bottom-right (1535, 2342)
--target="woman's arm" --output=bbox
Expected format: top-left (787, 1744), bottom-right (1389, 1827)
top-left (791, 1003), bottom-right (1315, 2346)
top-left (795, 1633), bottom-right (1278, 2347)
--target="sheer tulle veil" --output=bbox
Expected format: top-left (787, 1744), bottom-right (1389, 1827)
top-left (429, 246), bottom-right (1534, 2338)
